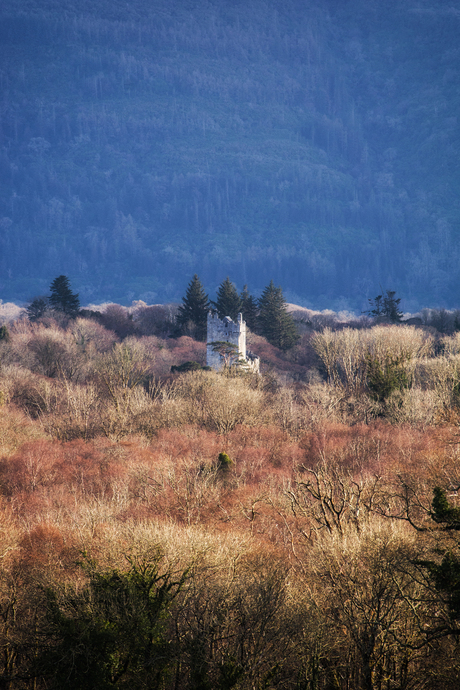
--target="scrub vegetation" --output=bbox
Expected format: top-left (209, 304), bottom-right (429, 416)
top-left (1, 302), bottom-right (460, 687)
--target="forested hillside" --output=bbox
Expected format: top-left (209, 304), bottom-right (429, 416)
top-left (0, 0), bottom-right (459, 309)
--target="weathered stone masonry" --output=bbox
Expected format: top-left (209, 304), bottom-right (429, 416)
top-left (206, 312), bottom-right (259, 372)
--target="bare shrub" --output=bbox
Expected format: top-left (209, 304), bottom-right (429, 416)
top-left (309, 524), bottom-right (424, 690)
top-left (271, 387), bottom-right (303, 434)
top-left (5, 321), bottom-right (84, 380)
top-left (247, 332), bottom-right (306, 377)
top-left (166, 336), bottom-right (206, 366)
top-left (0, 439), bottom-right (129, 509)
top-left (176, 550), bottom-right (298, 690)
top-left (441, 331), bottom-right (460, 356)
top-left (385, 387), bottom-right (442, 427)
top-left (99, 386), bottom-right (157, 441)
top-left (27, 329), bottom-right (83, 380)
top-left (8, 369), bottom-right (62, 418)
top-left (0, 440), bottom-right (62, 494)
top-left (1, 366), bottom-right (100, 441)
top-left (417, 354), bottom-right (460, 413)
top-left (0, 365), bottom-right (17, 406)
top-left (366, 325), bottom-right (432, 377)
top-left (88, 337), bottom-right (167, 439)
top-left (298, 381), bottom-right (381, 427)
top-left (154, 461), bottom-right (224, 526)
top-left (0, 405), bottom-right (47, 457)
top-left (71, 317), bottom-right (117, 356)
top-left (45, 379), bottom-right (101, 441)
top-left (171, 370), bottom-right (266, 433)
top-left (282, 332), bottom-right (321, 370)
top-left (18, 523), bottom-right (76, 573)
top-left (310, 327), bottom-right (344, 386)
top-left (133, 303), bottom-right (178, 337)
top-left (299, 381), bottom-right (347, 427)
top-left (329, 328), bottom-right (368, 393)
top-left (1, 320), bottom-right (40, 370)
top-left (311, 326), bottom-right (434, 423)
top-left (99, 304), bottom-right (137, 338)
top-left (312, 325), bottom-right (432, 395)
top-left (286, 463), bottom-right (378, 537)
top-left (96, 339), bottom-right (151, 406)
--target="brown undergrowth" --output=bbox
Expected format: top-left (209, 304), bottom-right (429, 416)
top-left (1, 316), bottom-right (460, 687)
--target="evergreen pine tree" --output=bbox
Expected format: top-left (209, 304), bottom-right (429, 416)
top-left (176, 274), bottom-right (210, 341)
top-left (366, 293), bottom-right (384, 318)
top-left (212, 277), bottom-right (241, 321)
top-left (49, 275), bottom-right (80, 317)
top-left (217, 452), bottom-right (233, 472)
top-left (26, 296), bottom-right (50, 322)
top-left (257, 280), bottom-right (299, 350)
top-left (383, 290), bottom-right (403, 323)
top-left (240, 285), bottom-right (259, 332)
top-left (417, 488), bottom-right (460, 625)
top-left (431, 487), bottom-right (460, 527)
top-left (366, 289), bottom-right (403, 323)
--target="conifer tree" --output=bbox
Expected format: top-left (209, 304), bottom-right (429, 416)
top-left (383, 290), bottom-right (403, 323)
top-left (26, 296), bottom-right (50, 322)
top-left (212, 277), bottom-right (241, 321)
top-left (257, 280), bottom-right (299, 350)
top-left (366, 290), bottom-right (403, 323)
top-left (431, 487), bottom-right (460, 528)
top-left (49, 275), bottom-right (80, 317)
top-left (240, 284), bottom-right (259, 332)
top-left (176, 274), bottom-right (210, 341)
top-left (417, 488), bottom-right (460, 628)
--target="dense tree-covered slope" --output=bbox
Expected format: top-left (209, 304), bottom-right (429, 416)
top-left (0, 0), bottom-right (459, 310)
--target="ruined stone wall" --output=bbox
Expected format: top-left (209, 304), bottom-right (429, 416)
top-left (206, 312), bottom-right (246, 370)
top-left (206, 312), bottom-right (260, 372)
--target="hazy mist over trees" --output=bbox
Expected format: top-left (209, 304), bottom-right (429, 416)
top-left (0, 0), bottom-right (459, 310)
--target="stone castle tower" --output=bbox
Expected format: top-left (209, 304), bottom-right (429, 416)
top-left (206, 312), bottom-right (259, 372)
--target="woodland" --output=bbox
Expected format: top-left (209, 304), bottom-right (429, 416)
top-left (1, 0), bottom-right (460, 309)
top-left (1, 295), bottom-right (460, 688)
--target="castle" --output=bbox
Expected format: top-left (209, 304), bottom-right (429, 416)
top-left (206, 312), bottom-right (260, 372)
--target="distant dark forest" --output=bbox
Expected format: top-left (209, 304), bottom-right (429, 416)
top-left (0, 0), bottom-right (459, 311)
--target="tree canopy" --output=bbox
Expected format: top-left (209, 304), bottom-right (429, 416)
top-left (257, 281), bottom-right (299, 350)
top-left (240, 285), bottom-right (259, 332)
top-left (212, 277), bottom-right (241, 321)
top-left (417, 488), bottom-right (460, 632)
top-left (366, 290), bottom-right (403, 323)
top-left (49, 275), bottom-right (80, 318)
top-left (26, 297), bottom-right (50, 322)
top-left (176, 274), bottom-right (210, 342)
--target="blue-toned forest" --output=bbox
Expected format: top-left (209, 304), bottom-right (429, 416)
top-left (1, 0), bottom-right (459, 310)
